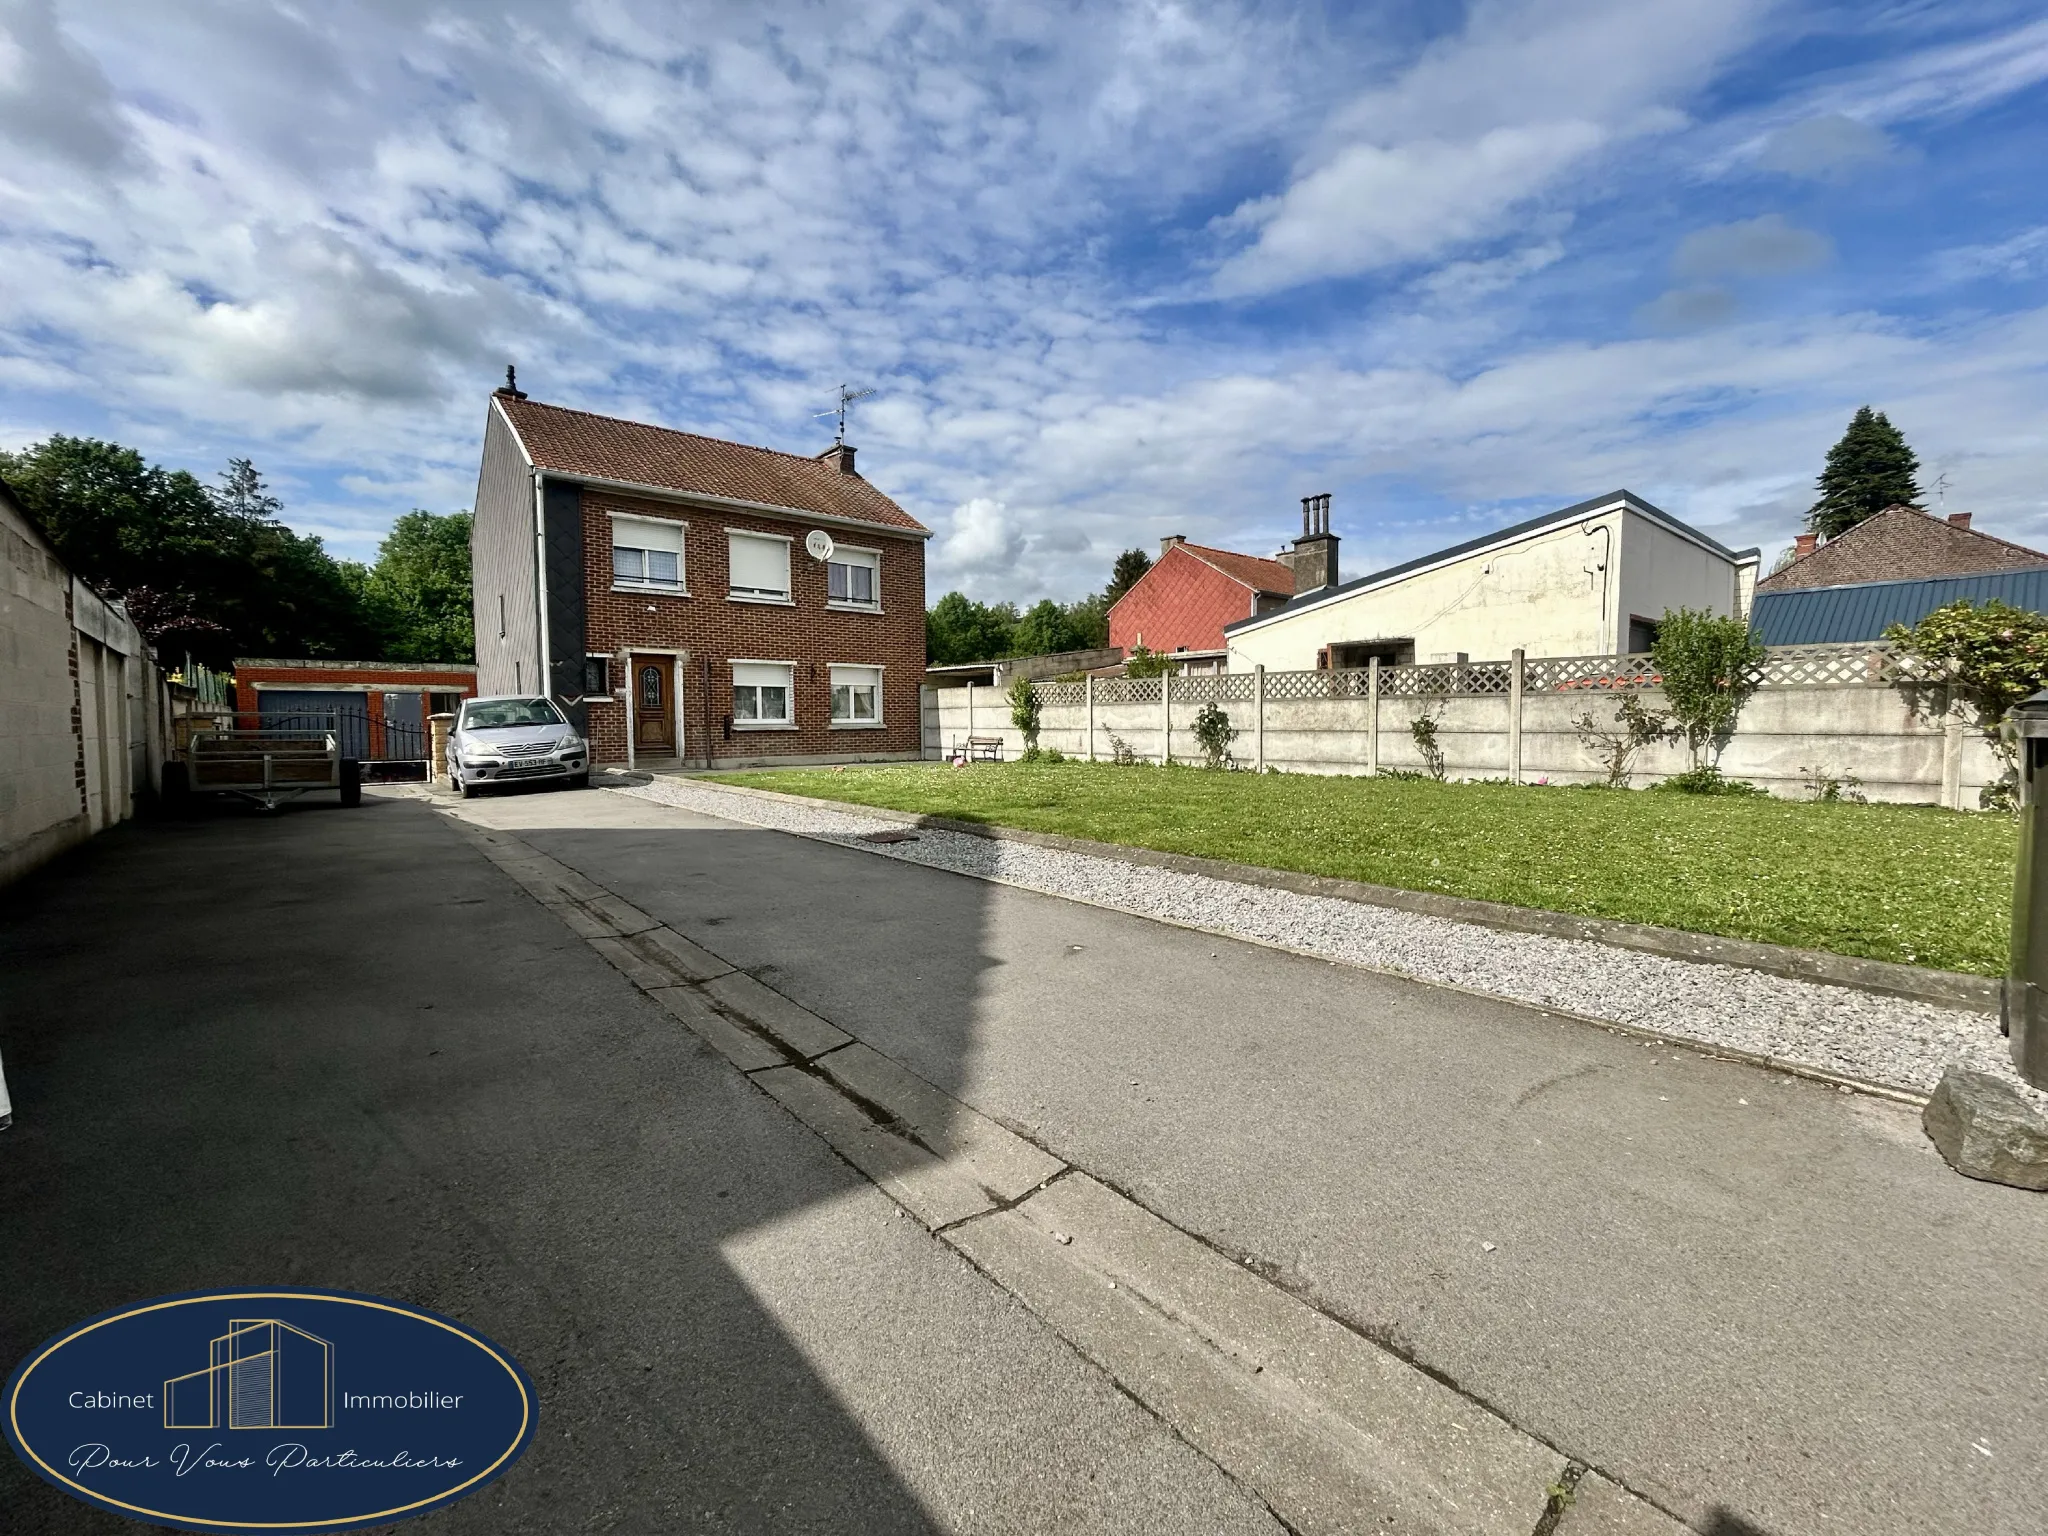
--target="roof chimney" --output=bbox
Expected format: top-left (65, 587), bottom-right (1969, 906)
top-left (818, 442), bottom-right (858, 475)
top-left (1793, 532), bottom-right (1818, 558)
top-left (1283, 493), bottom-right (1339, 592)
top-left (495, 364), bottom-right (527, 401)
top-left (1160, 534), bottom-right (1186, 558)
top-left (1948, 511), bottom-right (1973, 530)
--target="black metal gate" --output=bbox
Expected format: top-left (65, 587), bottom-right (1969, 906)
top-left (253, 708), bottom-right (429, 780)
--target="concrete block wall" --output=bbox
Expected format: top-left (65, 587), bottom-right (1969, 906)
top-left (922, 654), bottom-right (2000, 808)
top-left (2, 493), bottom-right (165, 888)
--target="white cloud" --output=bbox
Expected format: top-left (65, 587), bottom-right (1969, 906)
top-left (1211, 0), bottom-right (1770, 294)
top-left (1672, 215), bottom-right (1832, 280)
top-left (1755, 113), bottom-right (1893, 179)
top-left (935, 497), bottom-right (1026, 583)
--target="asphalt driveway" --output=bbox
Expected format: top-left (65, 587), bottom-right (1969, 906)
top-left (0, 794), bottom-right (1276, 1535)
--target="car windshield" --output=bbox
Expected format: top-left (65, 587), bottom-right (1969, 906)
top-left (461, 699), bottom-right (565, 730)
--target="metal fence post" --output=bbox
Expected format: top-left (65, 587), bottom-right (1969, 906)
top-left (1509, 648), bottom-right (1525, 784)
top-left (1254, 665), bottom-right (1265, 773)
top-left (1367, 657), bottom-right (1381, 776)
top-left (1086, 675), bottom-right (1096, 762)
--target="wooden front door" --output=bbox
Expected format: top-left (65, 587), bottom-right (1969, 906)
top-left (633, 655), bottom-right (677, 756)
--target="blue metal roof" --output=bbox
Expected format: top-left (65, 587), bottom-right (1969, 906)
top-left (1750, 567), bottom-right (2048, 644)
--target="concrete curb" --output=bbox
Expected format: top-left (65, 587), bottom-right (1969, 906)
top-left (656, 774), bottom-right (1999, 1016)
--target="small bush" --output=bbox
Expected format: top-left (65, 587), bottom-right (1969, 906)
top-left (1192, 700), bottom-right (1237, 768)
top-left (1020, 744), bottom-right (1042, 763)
top-left (1573, 694), bottom-right (1672, 789)
top-left (1652, 765), bottom-right (1768, 797)
top-left (1409, 709), bottom-right (1446, 781)
top-left (1040, 747), bottom-right (1067, 764)
top-left (1008, 676), bottom-right (1041, 751)
top-left (1107, 733), bottom-right (1139, 766)
top-left (1124, 645), bottom-right (1171, 679)
top-left (1800, 764), bottom-right (1867, 803)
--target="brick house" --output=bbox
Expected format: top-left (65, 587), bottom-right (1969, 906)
top-left (1758, 505), bottom-right (2048, 592)
top-left (471, 379), bottom-right (929, 767)
top-left (1108, 534), bottom-right (1305, 670)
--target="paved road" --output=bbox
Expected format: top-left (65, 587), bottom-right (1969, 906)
top-left (451, 782), bottom-right (2048, 1536)
top-left (0, 794), bottom-right (1279, 1534)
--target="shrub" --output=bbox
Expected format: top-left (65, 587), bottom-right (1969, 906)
top-left (1651, 609), bottom-right (1766, 766)
top-left (1107, 733), bottom-right (1139, 766)
top-left (1124, 645), bottom-right (1172, 679)
top-left (1007, 676), bottom-right (1041, 750)
top-left (1800, 765), bottom-right (1867, 803)
top-left (1040, 747), bottom-right (1066, 764)
top-left (1572, 694), bottom-right (1672, 788)
top-left (1652, 765), bottom-right (1768, 797)
top-left (1192, 700), bottom-right (1237, 768)
top-left (1409, 708), bottom-right (1446, 781)
top-left (1884, 598), bottom-right (2048, 810)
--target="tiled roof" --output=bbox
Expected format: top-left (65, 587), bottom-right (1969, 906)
top-left (1178, 542), bottom-right (1298, 595)
top-left (495, 394), bottom-right (929, 535)
top-left (1757, 505), bottom-right (2047, 592)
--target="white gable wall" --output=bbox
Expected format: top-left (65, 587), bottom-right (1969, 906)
top-left (1224, 501), bottom-right (1753, 671)
top-left (1226, 505), bottom-right (1627, 671)
top-left (1613, 509), bottom-right (1750, 645)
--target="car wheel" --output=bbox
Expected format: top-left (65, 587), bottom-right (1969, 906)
top-left (455, 773), bottom-right (475, 799)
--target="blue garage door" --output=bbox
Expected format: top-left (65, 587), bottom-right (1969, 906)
top-left (259, 690), bottom-right (371, 759)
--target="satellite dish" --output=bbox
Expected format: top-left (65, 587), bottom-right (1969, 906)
top-left (805, 529), bottom-right (835, 562)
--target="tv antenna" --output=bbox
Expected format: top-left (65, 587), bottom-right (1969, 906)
top-left (814, 384), bottom-right (875, 444)
top-left (1933, 471), bottom-right (1950, 506)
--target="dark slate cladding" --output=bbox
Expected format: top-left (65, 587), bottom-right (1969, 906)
top-left (541, 477), bottom-right (589, 730)
top-left (1749, 567), bottom-right (2048, 644)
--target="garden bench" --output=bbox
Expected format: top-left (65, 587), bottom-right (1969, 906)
top-left (957, 735), bottom-right (1005, 762)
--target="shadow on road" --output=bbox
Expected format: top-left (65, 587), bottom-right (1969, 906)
top-left (0, 791), bottom-right (1001, 1532)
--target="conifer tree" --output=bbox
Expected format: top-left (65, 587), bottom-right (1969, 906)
top-left (1808, 406), bottom-right (1921, 539)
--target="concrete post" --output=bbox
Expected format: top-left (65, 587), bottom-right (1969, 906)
top-left (1254, 665), bottom-right (1266, 773)
top-left (1085, 675), bottom-right (1096, 762)
top-left (1160, 675), bottom-right (1172, 766)
top-left (428, 712), bottom-right (456, 786)
top-left (1942, 720), bottom-right (1965, 810)
top-left (1508, 649), bottom-right (1525, 784)
top-left (624, 666), bottom-right (637, 771)
top-left (1367, 658), bottom-right (1381, 776)
top-left (966, 682), bottom-right (975, 745)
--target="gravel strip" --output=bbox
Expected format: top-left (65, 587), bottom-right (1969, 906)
top-left (606, 775), bottom-right (2041, 1106)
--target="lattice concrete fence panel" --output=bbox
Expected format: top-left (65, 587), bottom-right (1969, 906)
top-left (921, 646), bottom-right (1997, 806)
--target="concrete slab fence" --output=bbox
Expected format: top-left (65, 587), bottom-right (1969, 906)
top-left (922, 644), bottom-right (1998, 808)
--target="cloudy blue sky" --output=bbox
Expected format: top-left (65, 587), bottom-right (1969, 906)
top-left (1, 0), bottom-right (2044, 600)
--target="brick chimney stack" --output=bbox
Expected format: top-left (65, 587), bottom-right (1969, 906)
top-left (1282, 493), bottom-right (1340, 593)
top-left (1793, 532), bottom-right (1818, 558)
top-left (1159, 534), bottom-right (1186, 558)
top-left (818, 442), bottom-right (858, 475)
top-left (1948, 511), bottom-right (1973, 530)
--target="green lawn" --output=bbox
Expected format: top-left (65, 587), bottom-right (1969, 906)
top-left (705, 761), bottom-right (2016, 975)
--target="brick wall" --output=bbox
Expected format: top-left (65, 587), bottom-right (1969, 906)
top-left (578, 489), bottom-right (927, 765)
top-left (1109, 545), bottom-right (1259, 655)
top-left (231, 661), bottom-right (479, 726)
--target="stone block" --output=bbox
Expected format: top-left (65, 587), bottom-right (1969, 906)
top-left (1922, 1069), bottom-right (2048, 1190)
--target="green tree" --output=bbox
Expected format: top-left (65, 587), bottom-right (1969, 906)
top-left (925, 592), bottom-right (1018, 664)
top-left (1008, 675), bottom-right (1041, 751)
top-left (0, 436), bottom-right (375, 663)
top-left (356, 511), bottom-right (474, 661)
top-left (1650, 608), bottom-right (1767, 765)
top-left (1808, 406), bottom-right (1921, 540)
top-left (1062, 591), bottom-right (1110, 650)
top-left (1123, 644), bottom-right (1171, 678)
top-left (1106, 547), bottom-right (1152, 603)
top-left (1011, 598), bottom-right (1082, 658)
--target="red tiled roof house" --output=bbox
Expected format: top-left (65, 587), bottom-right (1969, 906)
top-left (1108, 536), bottom-right (1302, 662)
top-left (471, 377), bottom-right (930, 767)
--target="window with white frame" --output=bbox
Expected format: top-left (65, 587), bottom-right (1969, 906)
top-left (830, 665), bottom-right (882, 726)
top-left (827, 547), bottom-right (880, 608)
top-left (731, 661), bottom-right (794, 726)
top-left (727, 531), bottom-right (791, 600)
top-left (611, 515), bottom-right (685, 591)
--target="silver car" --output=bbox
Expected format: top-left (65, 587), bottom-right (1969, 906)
top-left (449, 695), bottom-right (589, 797)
